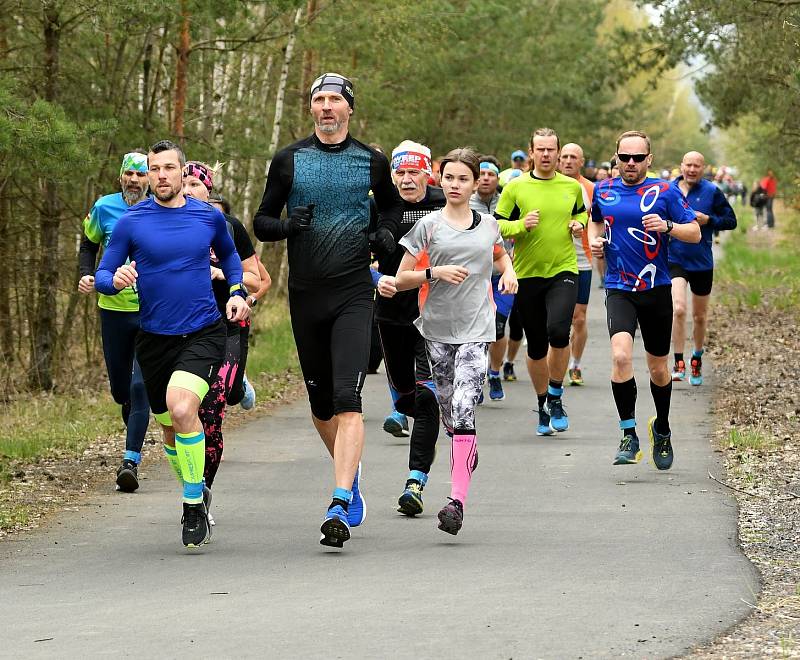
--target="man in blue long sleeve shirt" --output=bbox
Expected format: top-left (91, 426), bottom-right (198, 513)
top-left (669, 151), bottom-right (737, 386)
top-left (96, 140), bottom-right (249, 549)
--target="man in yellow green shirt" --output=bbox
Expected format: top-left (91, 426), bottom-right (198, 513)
top-left (495, 128), bottom-right (586, 436)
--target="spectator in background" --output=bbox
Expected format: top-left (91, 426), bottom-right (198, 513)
top-left (583, 159), bottom-right (598, 182)
top-left (750, 181), bottom-right (769, 231)
top-left (498, 149), bottom-right (529, 187)
top-left (759, 169), bottom-right (778, 228)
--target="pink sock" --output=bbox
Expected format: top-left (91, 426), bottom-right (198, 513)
top-left (450, 433), bottom-right (477, 504)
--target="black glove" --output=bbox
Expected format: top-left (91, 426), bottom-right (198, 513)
top-left (369, 227), bottom-right (395, 257)
top-left (286, 204), bottom-right (314, 236)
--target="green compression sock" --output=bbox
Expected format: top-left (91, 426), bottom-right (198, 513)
top-left (163, 443), bottom-right (183, 484)
top-left (176, 431), bottom-right (205, 504)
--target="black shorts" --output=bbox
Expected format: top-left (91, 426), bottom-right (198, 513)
top-left (605, 286), bottom-right (673, 357)
top-left (508, 299), bottom-right (523, 342)
top-left (377, 322), bottom-right (433, 414)
top-left (288, 272), bottom-right (373, 420)
top-left (495, 311), bottom-right (509, 341)
top-left (515, 271), bottom-right (579, 360)
top-left (136, 319), bottom-right (227, 416)
top-left (669, 264), bottom-right (713, 296)
top-left (576, 269), bottom-right (592, 305)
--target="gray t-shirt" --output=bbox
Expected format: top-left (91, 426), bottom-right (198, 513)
top-left (399, 209), bottom-right (504, 343)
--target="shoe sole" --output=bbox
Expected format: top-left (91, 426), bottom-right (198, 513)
top-left (489, 393), bottom-right (505, 401)
top-left (320, 518), bottom-right (350, 547)
top-left (503, 376), bottom-right (516, 382)
top-left (115, 469), bottom-right (139, 493)
top-left (647, 417), bottom-right (674, 470)
top-left (382, 419), bottom-right (410, 438)
top-left (551, 419), bottom-right (569, 432)
top-left (437, 508), bottom-right (462, 535)
top-left (537, 425), bottom-right (556, 436)
top-left (569, 381), bottom-right (583, 386)
top-left (613, 453), bottom-right (642, 465)
top-left (397, 493), bottom-right (423, 517)
top-left (671, 374), bottom-right (685, 382)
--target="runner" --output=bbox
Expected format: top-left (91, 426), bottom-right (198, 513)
top-left (502, 303), bottom-right (524, 381)
top-left (183, 162), bottom-right (261, 521)
top-left (253, 72), bottom-right (402, 548)
top-left (372, 140), bottom-right (445, 516)
top-left (95, 140), bottom-right (249, 548)
top-left (78, 151), bottom-right (151, 492)
top-left (498, 149), bottom-right (528, 187)
top-left (669, 151), bottom-right (737, 385)
top-left (588, 130), bottom-right (700, 470)
top-left (495, 128), bottom-right (586, 436)
top-left (395, 147), bottom-right (517, 535)
top-left (557, 142), bottom-right (595, 386)
top-left (469, 155), bottom-right (512, 402)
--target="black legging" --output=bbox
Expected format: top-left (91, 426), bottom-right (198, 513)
top-left (515, 272), bottom-right (578, 360)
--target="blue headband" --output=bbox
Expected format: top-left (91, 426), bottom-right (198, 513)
top-left (480, 162), bottom-right (500, 175)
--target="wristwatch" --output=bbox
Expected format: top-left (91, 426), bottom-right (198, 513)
top-left (425, 267), bottom-right (435, 281)
top-left (246, 295), bottom-right (258, 307)
top-left (664, 219), bottom-right (674, 234)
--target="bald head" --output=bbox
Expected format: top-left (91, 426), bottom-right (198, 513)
top-left (559, 142), bottom-right (585, 179)
top-left (681, 151), bottom-right (705, 184)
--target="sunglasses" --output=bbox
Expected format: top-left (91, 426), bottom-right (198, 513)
top-left (617, 153), bottom-right (649, 163)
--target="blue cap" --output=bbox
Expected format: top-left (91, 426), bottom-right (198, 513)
top-left (511, 150), bottom-right (526, 161)
top-left (586, 159), bottom-right (597, 168)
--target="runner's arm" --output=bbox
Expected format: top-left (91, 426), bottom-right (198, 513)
top-left (709, 187), bottom-right (737, 231)
top-left (211, 209), bottom-right (245, 288)
top-left (94, 218), bottom-right (132, 294)
top-left (494, 186), bottom-right (526, 237)
top-left (78, 234), bottom-right (100, 277)
top-left (253, 149), bottom-right (293, 242)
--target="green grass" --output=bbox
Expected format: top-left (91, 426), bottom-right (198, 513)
top-left (0, 301), bottom-right (298, 477)
top-left (727, 426), bottom-right (773, 451)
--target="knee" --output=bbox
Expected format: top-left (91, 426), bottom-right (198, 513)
top-left (547, 320), bottom-right (571, 349)
top-left (692, 309), bottom-right (707, 325)
top-left (673, 300), bottom-right (687, 318)
top-left (169, 399), bottom-right (198, 429)
top-left (611, 348), bottom-right (632, 373)
top-left (527, 339), bottom-right (548, 361)
top-left (649, 361), bottom-right (670, 383)
top-left (332, 387), bottom-right (362, 416)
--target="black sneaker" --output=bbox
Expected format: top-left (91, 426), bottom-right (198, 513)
top-left (437, 498), bottom-right (464, 535)
top-left (502, 361), bottom-right (517, 381)
top-left (115, 459), bottom-right (139, 493)
top-left (182, 502), bottom-right (211, 548)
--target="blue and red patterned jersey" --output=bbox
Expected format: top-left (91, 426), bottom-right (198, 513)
top-left (591, 177), bottom-right (696, 291)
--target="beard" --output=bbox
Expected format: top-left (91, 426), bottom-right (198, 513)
top-left (316, 119), bottom-right (343, 134)
top-left (122, 186), bottom-right (147, 205)
top-left (153, 184), bottom-right (180, 202)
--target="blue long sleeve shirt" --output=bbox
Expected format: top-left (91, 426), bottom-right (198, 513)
top-left (669, 177), bottom-right (737, 271)
top-left (95, 197), bottom-right (243, 335)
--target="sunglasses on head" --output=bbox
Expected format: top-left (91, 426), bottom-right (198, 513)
top-left (617, 153), bottom-right (649, 163)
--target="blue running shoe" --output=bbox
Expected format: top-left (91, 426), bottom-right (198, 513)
top-left (545, 398), bottom-right (569, 432)
top-left (613, 434), bottom-right (643, 465)
top-left (320, 504), bottom-right (350, 548)
top-left (488, 376), bottom-right (505, 401)
top-left (536, 408), bottom-right (555, 436)
top-left (383, 410), bottom-right (409, 438)
top-left (648, 417), bottom-right (674, 470)
top-left (689, 357), bottom-right (703, 386)
top-left (397, 481), bottom-right (424, 517)
top-left (240, 376), bottom-right (256, 410)
top-left (348, 463), bottom-right (366, 527)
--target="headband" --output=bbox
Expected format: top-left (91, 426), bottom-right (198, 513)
top-left (120, 152), bottom-right (148, 176)
top-left (184, 162), bottom-right (214, 191)
top-left (310, 72), bottom-right (355, 109)
top-left (391, 150), bottom-right (432, 175)
top-left (480, 162), bottom-right (500, 175)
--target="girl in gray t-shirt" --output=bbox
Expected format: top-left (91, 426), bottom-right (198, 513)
top-left (395, 148), bottom-right (517, 536)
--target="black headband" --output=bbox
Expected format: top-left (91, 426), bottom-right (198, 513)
top-left (310, 73), bottom-right (354, 109)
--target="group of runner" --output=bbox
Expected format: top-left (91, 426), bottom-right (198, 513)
top-left (80, 71), bottom-right (737, 550)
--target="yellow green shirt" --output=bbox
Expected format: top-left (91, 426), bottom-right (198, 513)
top-left (495, 171), bottom-right (586, 278)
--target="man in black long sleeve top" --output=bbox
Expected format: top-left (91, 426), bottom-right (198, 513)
top-left (253, 72), bottom-right (402, 548)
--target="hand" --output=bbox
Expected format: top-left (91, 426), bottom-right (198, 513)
top-left (369, 227), bottom-right (396, 256)
top-left (523, 210), bottom-right (540, 231)
top-left (433, 264), bottom-right (469, 285)
top-left (113, 261), bottom-right (138, 290)
top-left (569, 221), bottom-right (584, 238)
top-left (498, 269), bottom-right (518, 294)
top-left (78, 275), bottom-right (95, 294)
top-left (287, 204), bottom-right (314, 236)
top-left (377, 275), bottom-right (397, 298)
top-left (226, 295), bottom-right (251, 323)
top-left (642, 213), bottom-right (668, 233)
top-left (210, 266), bottom-right (225, 280)
top-left (694, 211), bottom-right (710, 226)
top-left (589, 236), bottom-right (607, 258)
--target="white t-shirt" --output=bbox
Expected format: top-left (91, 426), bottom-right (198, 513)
top-left (399, 209), bottom-right (504, 344)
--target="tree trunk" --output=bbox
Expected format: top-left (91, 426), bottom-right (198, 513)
top-left (0, 184), bottom-right (13, 370)
top-left (172, 0), bottom-right (191, 140)
top-left (30, 2), bottom-right (63, 390)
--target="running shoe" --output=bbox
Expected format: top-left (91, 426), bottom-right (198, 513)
top-left (320, 504), bottom-right (351, 548)
top-left (648, 417), bottom-right (674, 470)
top-left (203, 485), bottom-right (215, 527)
top-left (671, 360), bottom-right (686, 382)
top-left (545, 398), bottom-right (569, 432)
top-left (437, 498), bottom-right (464, 535)
top-left (488, 376), bottom-right (505, 401)
top-left (397, 481), bottom-right (424, 517)
top-left (477, 390), bottom-right (484, 405)
top-left (115, 459), bottom-right (139, 493)
top-left (502, 361), bottom-right (517, 381)
top-left (568, 368), bottom-right (584, 386)
top-left (689, 357), bottom-right (703, 386)
top-left (613, 434), bottom-right (642, 465)
top-left (240, 376), bottom-right (256, 410)
top-left (348, 463), bottom-right (366, 527)
top-left (383, 410), bottom-right (410, 438)
top-left (536, 407), bottom-right (555, 436)
top-left (182, 502), bottom-right (211, 548)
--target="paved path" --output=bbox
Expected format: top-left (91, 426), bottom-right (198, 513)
top-left (0, 291), bottom-right (757, 659)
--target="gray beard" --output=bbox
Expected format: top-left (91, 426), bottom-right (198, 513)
top-left (122, 188), bottom-right (147, 205)
top-left (317, 120), bottom-right (343, 134)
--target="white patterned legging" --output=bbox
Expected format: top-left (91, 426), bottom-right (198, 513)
top-left (425, 340), bottom-right (489, 433)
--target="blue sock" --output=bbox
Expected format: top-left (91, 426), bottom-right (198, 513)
top-left (693, 348), bottom-right (704, 358)
top-left (331, 487), bottom-right (352, 510)
top-left (123, 450), bottom-right (141, 465)
top-left (489, 369), bottom-right (500, 378)
top-left (619, 418), bottom-right (636, 435)
top-left (408, 470), bottom-right (428, 486)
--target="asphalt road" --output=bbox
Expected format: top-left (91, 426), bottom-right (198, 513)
top-left (0, 290), bottom-right (757, 659)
